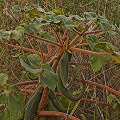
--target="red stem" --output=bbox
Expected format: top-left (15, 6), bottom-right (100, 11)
top-left (70, 47), bottom-right (110, 55)
top-left (24, 33), bottom-right (62, 47)
top-left (77, 79), bottom-right (120, 96)
top-left (38, 42), bottom-right (45, 64)
top-left (37, 111), bottom-right (80, 120)
top-left (69, 62), bottom-right (118, 65)
top-left (0, 42), bottom-right (49, 57)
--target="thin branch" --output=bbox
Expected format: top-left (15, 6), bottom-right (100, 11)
top-left (52, 27), bottom-right (63, 45)
top-left (38, 42), bottom-right (45, 64)
top-left (37, 111), bottom-right (80, 120)
top-left (69, 62), bottom-right (118, 65)
top-left (0, 42), bottom-right (49, 57)
top-left (77, 79), bottom-right (120, 96)
top-left (24, 33), bottom-right (62, 47)
top-left (73, 30), bottom-right (103, 36)
top-left (75, 43), bottom-right (89, 47)
top-left (69, 22), bottom-right (93, 48)
top-left (69, 47), bottom-right (110, 55)
top-left (48, 56), bottom-right (59, 65)
top-left (62, 30), bottom-right (68, 40)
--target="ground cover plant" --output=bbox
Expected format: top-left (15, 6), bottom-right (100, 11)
top-left (0, 2), bottom-right (120, 120)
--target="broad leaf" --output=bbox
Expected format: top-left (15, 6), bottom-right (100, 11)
top-left (61, 19), bottom-right (76, 30)
top-left (39, 64), bottom-right (58, 90)
top-left (27, 54), bottom-right (41, 68)
top-left (0, 85), bottom-right (24, 120)
top-left (11, 26), bottom-right (24, 40)
top-left (91, 54), bottom-right (107, 72)
top-left (0, 73), bottom-right (8, 86)
top-left (19, 55), bottom-right (43, 74)
top-left (95, 42), bottom-right (120, 63)
top-left (36, 32), bottom-right (56, 45)
top-left (12, 5), bottom-right (22, 13)
top-left (52, 8), bottom-right (64, 15)
top-left (0, 29), bottom-right (11, 40)
top-left (99, 18), bottom-right (110, 31)
top-left (107, 94), bottom-right (116, 103)
top-left (70, 15), bottom-right (85, 21)
top-left (25, 8), bottom-right (44, 19)
top-left (84, 12), bottom-right (98, 22)
top-left (20, 22), bottom-right (42, 34)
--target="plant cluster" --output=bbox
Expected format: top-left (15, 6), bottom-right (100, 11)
top-left (0, 4), bottom-right (120, 120)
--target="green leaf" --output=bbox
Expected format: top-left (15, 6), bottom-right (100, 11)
top-left (84, 12), bottom-right (98, 22)
top-left (0, 85), bottom-right (24, 120)
top-left (70, 15), bottom-right (85, 21)
top-left (11, 26), bottom-right (24, 40)
top-left (87, 35), bottom-right (98, 50)
top-left (0, 29), bottom-right (11, 40)
top-left (99, 18), bottom-right (110, 31)
top-left (70, 99), bottom-right (81, 116)
top-left (20, 22), bottom-right (42, 34)
top-left (39, 64), bottom-right (58, 90)
top-left (52, 8), bottom-right (64, 15)
top-left (27, 54), bottom-right (41, 68)
top-left (107, 94), bottom-right (116, 103)
top-left (62, 19), bottom-right (76, 30)
top-left (91, 54), bottom-right (107, 72)
top-left (41, 63), bottom-right (54, 71)
top-left (0, 73), bottom-right (8, 86)
top-left (19, 55), bottom-right (43, 74)
top-left (25, 8), bottom-right (44, 19)
top-left (95, 42), bottom-right (120, 63)
top-left (12, 5), bottom-right (22, 13)
top-left (36, 32), bottom-right (56, 45)
top-left (59, 96), bottom-right (70, 109)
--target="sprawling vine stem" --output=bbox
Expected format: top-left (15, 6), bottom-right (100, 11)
top-left (37, 111), bottom-right (80, 120)
top-left (24, 33), bottom-right (62, 47)
top-left (77, 79), bottom-right (120, 96)
top-left (69, 47), bottom-right (110, 55)
top-left (0, 42), bottom-right (49, 57)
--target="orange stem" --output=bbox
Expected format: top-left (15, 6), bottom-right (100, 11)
top-left (24, 33), bottom-right (62, 47)
top-left (70, 47), bottom-right (110, 55)
top-left (37, 111), bottom-right (80, 120)
top-left (77, 79), bottom-right (120, 96)
top-left (0, 42), bottom-right (49, 57)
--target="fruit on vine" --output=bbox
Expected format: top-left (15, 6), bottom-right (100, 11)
top-left (24, 90), bottom-right (42, 120)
